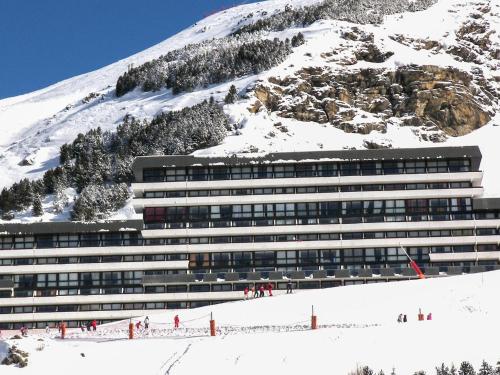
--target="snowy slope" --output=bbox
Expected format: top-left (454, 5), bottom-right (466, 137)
top-left (0, 0), bottom-right (499, 216)
top-left (2, 271), bottom-right (500, 374)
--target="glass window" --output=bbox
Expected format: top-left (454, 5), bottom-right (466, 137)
top-left (383, 161), bottom-right (404, 175)
top-left (166, 168), bottom-right (186, 182)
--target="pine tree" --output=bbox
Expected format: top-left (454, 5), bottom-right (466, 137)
top-left (459, 362), bottom-right (476, 375)
top-left (437, 364), bottom-right (451, 375)
top-left (451, 364), bottom-right (458, 375)
top-left (32, 196), bottom-right (43, 217)
top-left (224, 85), bottom-right (238, 104)
top-left (478, 361), bottom-right (494, 375)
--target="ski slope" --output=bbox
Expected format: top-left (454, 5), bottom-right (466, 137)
top-left (1, 271), bottom-right (499, 374)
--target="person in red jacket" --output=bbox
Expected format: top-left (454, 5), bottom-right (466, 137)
top-left (174, 315), bottom-right (180, 329)
top-left (91, 319), bottom-right (97, 331)
top-left (243, 287), bottom-right (249, 300)
top-left (135, 321), bottom-right (142, 330)
top-left (267, 283), bottom-right (273, 296)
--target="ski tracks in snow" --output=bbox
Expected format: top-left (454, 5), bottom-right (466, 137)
top-left (159, 343), bottom-right (193, 375)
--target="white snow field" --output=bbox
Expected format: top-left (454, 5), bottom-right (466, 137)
top-left (1, 271), bottom-right (499, 374)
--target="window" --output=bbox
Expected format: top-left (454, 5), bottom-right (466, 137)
top-left (321, 250), bottom-right (340, 265)
top-left (189, 206), bottom-right (209, 221)
top-left (254, 252), bottom-right (275, 267)
top-left (166, 168), bottom-right (186, 182)
top-left (144, 207), bottom-right (166, 223)
top-left (385, 200), bottom-right (405, 215)
top-left (361, 161), bottom-right (382, 175)
top-left (143, 168), bottom-right (165, 182)
top-left (212, 167), bottom-right (230, 180)
top-left (233, 205), bottom-right (252, 219)
top-left (189, 253), bottom-right (209, 268)
top-left (342, 201), bottom-right (363, 216)
top-left (36, 235), bottom-right (55, 249)
top-left (253, 166), bottom-right (272, 179)
top-left (296, 164), bottom-right (315, 177)
top-left (188, 167), bottom-right (208, 181)
top-left (317, 163), bottom-right (337, 177)
top-left (405, 161), bottom-right (425, 174)
top-left (448, 159), bottom-right (470, 172)
top-left (429, 199), bottom-right (448, 214)
top-left (232, 167), bottom-right (252, 180)
top-left (189, 190), bottom-right (209, 197)
top-left (340, 163), bottom-right (359, 176)
top-left (383, 161), bottom-right (404, 175)
top-left (364, 201), bottom-right (383, 215)
top-left (212, 253), bottom-right (231, 268)
top-left (273, 165), bottom-right (294, 178)
top-left (299, 250), bottom-right (318, 266)
top-left (276, 251), bottom-right (297, 265)
top-left (427, 160), bottom-right (448, 173)
top-left (102, 233), bottom-right (122, 246)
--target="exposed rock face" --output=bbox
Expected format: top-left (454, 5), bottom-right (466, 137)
top-left (1, 345), bottom-right (29, 368)
top-left (446, 3), bottom-right (499, 67)
top-left (354, 44), bottom-right (394, 63)
top-left (253, 65), bottom-right (494, 137)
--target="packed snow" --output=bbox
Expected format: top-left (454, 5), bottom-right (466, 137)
top-left (1, 271), bottom-right (500, 374)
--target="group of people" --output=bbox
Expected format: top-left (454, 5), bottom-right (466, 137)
top-left (135, 316), bottom-right (151, 330)
top-left (243, 280), bottom-right (295, 299)
top-left (397, 312), bottom-right (433, 323)
top-left (78, 320), bottom-right (97, 332)
top-left (243, 283), bottom-right (273, 299)
top-left (134, 315), bottom-right (179, 330)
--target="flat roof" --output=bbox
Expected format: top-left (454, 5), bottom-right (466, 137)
top-left (132, 146), bottom-right (482, 181)
top-left (0, 220), bottom-right (143, 236)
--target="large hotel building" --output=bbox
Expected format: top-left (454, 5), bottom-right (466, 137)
top-left (1, 146), bottom-right (499, 329)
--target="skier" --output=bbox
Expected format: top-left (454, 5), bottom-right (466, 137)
top-left (397, 314), bottom-right (403, 323)
top-left (45, 324), bottom-right (50, 334)
top-left (20, 325), bottom-right (28, 337)
top-left (427, 312), bottom-right (432, 321)
top-left (244, 287), bottom-right (249, 300)
top-left (259, 284), bottom-right (265, 297)
top-left (267, 283), bottom-right (273, 297)
top-left (135, 321), bottom-right (142, 330)
top-left (403, 314), bottom-right (407, 323)
top-left (91, 319), bottom-right (97, 331)
top-left (80, 323), bottom-right (86, 332)
top-left (252, 285), bottom-right (257, 298)
top-left (144, 316), bottom-right (150, 329)
top-left (286, 279), bottom-right (293, 294)
top-left (174, 315), bottom-right (180, 329)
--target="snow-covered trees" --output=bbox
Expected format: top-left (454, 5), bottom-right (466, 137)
top-left (459, 362), bottom-right (476, 375)
top-left (224, 85), bottom-right (238, 104)
top-left (0, 100), bottom-right (229, 221)
top-left (71, 184), bottom-right (129, 221)
top-left (116, 36), bottom-right (295, 97)
top-left (234, 0), bottom-right (437, 35)
top-left (32, 196), bottom-right (43, 217)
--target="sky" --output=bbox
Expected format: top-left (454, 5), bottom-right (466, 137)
top-left (0, 0), bottom-right (259, 99)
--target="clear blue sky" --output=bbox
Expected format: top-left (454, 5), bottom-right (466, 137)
top-left (0, 0), bottom-right (259, 99)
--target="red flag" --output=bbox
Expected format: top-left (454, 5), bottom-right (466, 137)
top-left (410, 260), bottom-right (425, 279)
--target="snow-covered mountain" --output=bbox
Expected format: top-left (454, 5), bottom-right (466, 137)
top-left (2, 270), bottom-right (500, 374)
top-left (1, 0), bottom-right (499, 222)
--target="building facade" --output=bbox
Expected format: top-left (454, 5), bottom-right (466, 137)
top-left (1, 146), bottom-right (500, 329)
